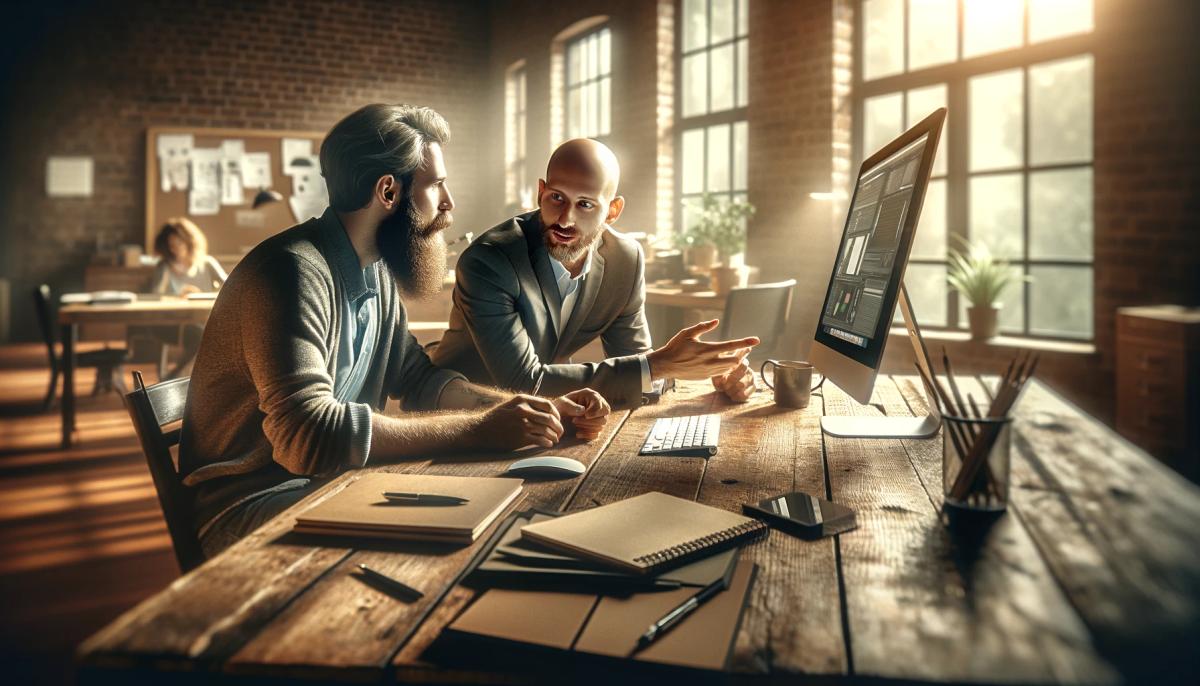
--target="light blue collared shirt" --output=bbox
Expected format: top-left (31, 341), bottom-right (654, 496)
top-left (327, 221), bottom-right (378, 466)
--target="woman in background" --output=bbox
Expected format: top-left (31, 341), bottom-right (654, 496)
top-left (147, 218), bottom-right (226, 377)
top-left (153, 217), bottom-right (227, 295)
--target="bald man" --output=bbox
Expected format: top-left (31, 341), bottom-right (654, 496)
top-left (432, 139), bottom-right (758, 410)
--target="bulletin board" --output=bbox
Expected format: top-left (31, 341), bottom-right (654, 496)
top-left (145, 126), bottom-right (326, 260)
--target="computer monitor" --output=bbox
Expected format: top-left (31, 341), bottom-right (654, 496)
top-left (810, 108), bottom-right (946, 438)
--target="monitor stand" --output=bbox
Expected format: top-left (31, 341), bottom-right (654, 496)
top-left (819, 285), bottom-right (942, 439)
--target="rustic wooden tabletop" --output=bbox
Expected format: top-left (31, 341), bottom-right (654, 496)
top-left (77, 376), bottom-right (1200, 684)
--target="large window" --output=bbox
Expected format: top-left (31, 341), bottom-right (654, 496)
top-left (504, 63), bottom-right (530, 208)
top-left (678, 0), bottom-right (750, 241)
top-left (566, 27), bottom-right (612, 139)
top-left (858, 0), bottom-right (1094, 339)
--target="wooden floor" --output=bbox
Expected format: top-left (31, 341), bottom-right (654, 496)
top-left (0, 343), bottom-right (178, 685)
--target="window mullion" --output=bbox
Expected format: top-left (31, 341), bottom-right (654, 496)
top-left (946, 75), bottom-right (969, 329)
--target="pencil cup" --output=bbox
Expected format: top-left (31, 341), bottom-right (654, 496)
top-left (942, 414), bottom-right (1012, 512)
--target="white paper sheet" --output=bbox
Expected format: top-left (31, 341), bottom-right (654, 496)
top-left (282, 138), bottom-right (314, 175)
top-left (220, 140), bottom-right (246, 205)
top-left (288, 161), bottom-right (328, 221)
top-left (46, 156), bottom-right (93, 197)
top-left (188, 148), bottom-right (221, 215)
top-left (242, 151), bottom-right (272, 189)
top-left (157, 134), bottom-right (194, 191)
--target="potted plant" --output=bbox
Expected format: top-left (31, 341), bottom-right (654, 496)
top-left (677, 193), bottom-right (756, 294)
top-left (947, 240), bottom-right (1023, 341)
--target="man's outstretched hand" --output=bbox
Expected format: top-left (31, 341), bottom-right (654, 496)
top-left (553, 388), bottom-right (611, 441)
top-left (646, 319), bottom-right (759, 382)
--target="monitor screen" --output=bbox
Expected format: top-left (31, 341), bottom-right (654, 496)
top-left (813, 121), bottom-right (938, 372)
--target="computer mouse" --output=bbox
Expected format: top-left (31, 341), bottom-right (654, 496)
top-left (503, 455), bottom-right (587, 479)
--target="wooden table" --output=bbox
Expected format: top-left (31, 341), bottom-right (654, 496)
top-left (77, 376), bottom-right (1200, 684)
top-left (644, 284), bottom-right (728, 310)
top-left (58, 297), bottom-right (213, 448)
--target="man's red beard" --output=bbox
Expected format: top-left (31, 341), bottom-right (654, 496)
top-left (377, 197), bottom-right (451, 300)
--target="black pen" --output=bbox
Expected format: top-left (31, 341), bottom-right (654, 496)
top-left (356, 564), bottom-right (424, 599)
top-left (382, 492), bottom-right (469, 505)
top-left (634, 576), bottom-right (728, 651)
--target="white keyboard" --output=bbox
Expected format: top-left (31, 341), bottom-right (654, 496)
top-left (639, 414), bottom-right (721, 457)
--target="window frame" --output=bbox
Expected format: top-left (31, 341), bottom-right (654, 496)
top-left (504, 62), bottom-right (529, 208)
top-left (675, 0), bottom-right (751, 243)
top-left (853, 0), bottom-right (1095, 340)
top-left (564, 25), bottom-right (613, 140)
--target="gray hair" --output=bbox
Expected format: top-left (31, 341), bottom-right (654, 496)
top-left (319, 104), bottom-right (451, 212)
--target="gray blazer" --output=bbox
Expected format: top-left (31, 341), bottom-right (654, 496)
top-left (432, 211), bottom-right (652, 409)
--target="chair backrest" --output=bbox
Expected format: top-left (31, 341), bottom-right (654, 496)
top-left (32, 284), bottom-right (57, 364)
top-left (124, 371), bottom-right (205, 573)
top-left (719, 279), bottom-right (797, 360)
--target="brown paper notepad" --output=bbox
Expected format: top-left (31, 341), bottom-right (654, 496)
top-left (294, 473), bottom-right (522, 543)
top-left (441, 560), bottom-right (757, 672)
top-left (520, 491), bottom-right (766, 574)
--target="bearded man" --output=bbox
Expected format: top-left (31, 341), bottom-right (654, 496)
top-left (432, 138), bottom-right (759, 410)
top-left (180, 105), bottom-right (610, 557)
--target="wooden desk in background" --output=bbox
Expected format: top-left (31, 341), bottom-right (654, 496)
top-left (58, 298), bottom-right (213, 448)
top-left (77, 377), bottom-right (1200, 684)
top-left (644, 284), bottom-right (727, 344)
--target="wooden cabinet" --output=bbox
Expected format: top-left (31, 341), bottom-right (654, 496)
top-left (1116, 306), bottom-right (1200, 481)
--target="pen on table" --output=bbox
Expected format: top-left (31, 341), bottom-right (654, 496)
top-left (356, 564), bottom-right (424, 599)
top-left (381, 492), bottom-right (469, 505)
top-left (633, 576), bottom-right (728, 653)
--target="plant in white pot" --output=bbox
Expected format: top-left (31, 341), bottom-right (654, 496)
top-left (677, 193), bottom-right (756, 294)
top-left (947, 240), bottom-right (1023, 341)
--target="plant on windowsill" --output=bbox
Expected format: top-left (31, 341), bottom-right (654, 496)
top-left (947, 239), bottom-right (1024, 341)
top-left (676, 193), bottom-right (757, 295)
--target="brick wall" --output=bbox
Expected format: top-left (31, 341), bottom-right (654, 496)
top-left (0, 0), bottom-right (489, 341)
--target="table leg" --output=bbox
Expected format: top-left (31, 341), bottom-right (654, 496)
top-left (61, 323), bottom-right (76, 448)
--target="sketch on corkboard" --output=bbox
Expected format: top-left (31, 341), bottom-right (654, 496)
top-left (145, 126), bottom-right (325, 264)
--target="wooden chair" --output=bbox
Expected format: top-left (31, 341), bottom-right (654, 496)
top-left (124, 370), bottom-right (205, 573)
top-left (33, 284), bottom-right (130, 410)
top-left (717, 279), bottom-right (797, 362)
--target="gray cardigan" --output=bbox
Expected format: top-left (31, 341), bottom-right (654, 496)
top-left (179, 209), bottom-right (463, 524)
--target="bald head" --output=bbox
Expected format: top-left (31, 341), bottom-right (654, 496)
top-left (546, 138), bottom-right (621, 199)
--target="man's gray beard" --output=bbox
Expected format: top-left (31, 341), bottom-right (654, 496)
top-left (545, 228), bottom-right (601, 265)
top-left (378, 201), bottom-right (449, 300)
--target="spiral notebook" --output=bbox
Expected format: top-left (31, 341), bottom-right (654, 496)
top-left (520, 491), bottom-right (767, 575)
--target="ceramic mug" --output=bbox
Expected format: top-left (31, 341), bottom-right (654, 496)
top-left (760, 359), bottom-right (823, 408)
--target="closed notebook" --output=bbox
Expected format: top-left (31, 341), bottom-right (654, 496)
top-left (520, 491), bottom-right (767, 574)
top-left (442, 559), bottom-right (757, 672)
top-left (294, 473), bottom-right (522, 543)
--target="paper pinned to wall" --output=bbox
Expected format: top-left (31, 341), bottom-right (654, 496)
top-left (157, 134), bottom-right (194, 191)
top-left (282, 138), bottom-right (314, 176)
top-left (188, 148), bottom-right (221, 215)
top-left (288, 158), bottom-right (328, 222)
top-left (46, 156), bottom-right (94, 197)
top-left (220, 140), bottom-right (246, 205)
top-left (242, 151), bottom-right (272, 190)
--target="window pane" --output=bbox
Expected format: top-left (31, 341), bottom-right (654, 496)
top-left (737, 0), bottom-right (749, 37)
top-left (904, 264), bottom-right (948, 327)
top-left (733, 121), bottom-right (748, 190)
top-left (908, 0), bottom-right (956, 70)
top-left (568, 88), bottom-right (581, 138)
top-left (969, 69), bottom-right (1023, 171)
top-left (712, 0), bottom-right (735, 44)
top-left (682, 128), bottom-right (705, 194)
top-left (710, 43), bottom-right (735, 112)
top-left (911, 178), bottom-right (946, 259)
top-left (963, 0), bottom-right (1024, 58)
top-left (582, 34), bottom-right (594, 80)
top-left (682, 53), bottom-right (708, 117)
top-left (684, 0), bottom-right (708, 51)
top-left (736, 38), bottom-right (749, 107)
top-left (1030, 55), bottom-right (1093, 165)
top-left (959, 265), bottom-right (1024, 332)
top-left (863, 0), bottom-right (903, 81)
top-left (969, 173), bottom-right (1023, 258)
top-left (599, 29), bottom-right (611, 75)
top-left (1030, 266), bottom-right (1092, 338)
top-left (1030, 168), bottom-right (1092, 260)
top-left (863, 92), bottom-right (902, 159)
top-left (568, 43), bottom-right (582, 85)
top-left (599, 77), bottom-right (611, 136)
top-left (707, 124), bottom-right (732, 192)
top-left (907, 84), bottom-right (947, 176)
top-left (1030, 0), bottom-right (1093, 43)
